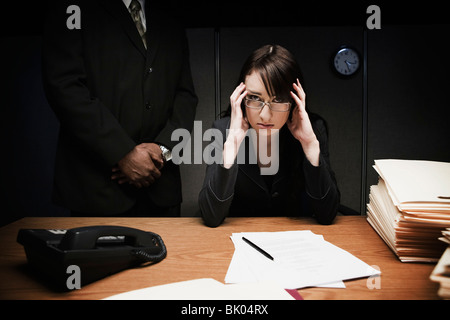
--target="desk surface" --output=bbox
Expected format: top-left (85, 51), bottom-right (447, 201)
top-left (0, 216), bottom-right (440, 300)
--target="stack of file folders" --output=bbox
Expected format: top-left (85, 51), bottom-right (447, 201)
top-left (367, 159), bottom-right (450, 263)
top-left (430, 228), bottom-right (450, 299)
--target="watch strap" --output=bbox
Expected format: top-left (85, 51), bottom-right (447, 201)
top-left (159, 145), bottom-right (172, 162)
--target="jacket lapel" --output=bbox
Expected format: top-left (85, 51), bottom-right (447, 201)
top-left (238, 137), bottom-right (272, 193)
top-left (238, 129), bottom-right (290, 194)
top-left (239, 162), bottom-right (266, 192)
top-left (98, 0), bottom-right (147, 58)
top-left (143, 3), bottom-right (161, 68)
top-left (239, 158), bottom-right (287, 194)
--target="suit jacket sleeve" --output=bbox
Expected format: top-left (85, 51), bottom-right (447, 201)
top-left (153, 29), bottom-right (198, 150)
top-left (302, 117), bottom-right (340, 224)
top-left (198, 119), bottom-right (237, 227)
top-left (42, 0), bottom-right (137, 167)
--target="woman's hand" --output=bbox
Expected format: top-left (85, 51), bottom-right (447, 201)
top-left (223, 82), bottom-right (249, 168)
top-left (287, 79), bottom-right (320, 166)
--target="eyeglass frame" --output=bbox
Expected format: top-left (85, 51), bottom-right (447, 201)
top-left (244, 97), bottom-right (291, 112)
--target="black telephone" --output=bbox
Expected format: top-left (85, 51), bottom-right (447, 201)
top-left (17, 225), bottom-right (167, 290)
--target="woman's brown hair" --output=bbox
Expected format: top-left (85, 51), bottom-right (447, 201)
top-left (223, 44), bottom-right (306, 117)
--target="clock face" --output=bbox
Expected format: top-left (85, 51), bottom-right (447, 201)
top-left (334, 47), bottom-right (360, 76)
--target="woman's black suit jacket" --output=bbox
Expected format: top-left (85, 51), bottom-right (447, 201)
top-left (42, 0), bottom-right (198, 214)
top-left (199, 116), bottom-right (340, 227)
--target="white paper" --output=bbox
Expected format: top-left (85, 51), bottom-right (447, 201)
top-left (226, 231), bottom-right (380, 290)
top-left (103, 278), bottom-right (294, 300)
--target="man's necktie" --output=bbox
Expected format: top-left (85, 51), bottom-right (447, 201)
top-left (129, 0), bottom-right (147, 49)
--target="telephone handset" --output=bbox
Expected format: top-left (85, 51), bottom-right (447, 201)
top-left (17, 225), bottom-right (167, 290)
top-left (57, 225), bottom-right (166, 262)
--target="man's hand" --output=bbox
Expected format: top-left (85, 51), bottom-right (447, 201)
top-left (139, 143), bottom-right (165, 169)
top-left (111, 143), bottom-right (164, 188)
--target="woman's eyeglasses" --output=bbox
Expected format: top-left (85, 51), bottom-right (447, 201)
top-left (244, 97), bottom-right (291, 112)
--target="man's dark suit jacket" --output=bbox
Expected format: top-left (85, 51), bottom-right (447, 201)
top-left (42, 0), bottom-right (198, 214)
top-left (199, 116), bottom-right (340, 227)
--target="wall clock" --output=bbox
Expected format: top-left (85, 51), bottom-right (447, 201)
top-left (333, 46), bottom-right (360, 76)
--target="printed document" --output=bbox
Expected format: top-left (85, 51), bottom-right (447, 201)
top-left (225, 230), bottom-right (380, 289)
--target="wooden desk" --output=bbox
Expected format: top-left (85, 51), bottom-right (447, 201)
top-left (0, 216), bottom-right (440, 300)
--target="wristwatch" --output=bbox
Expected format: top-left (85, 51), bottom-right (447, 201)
top-left (159, 145), bottom-right (172, 162)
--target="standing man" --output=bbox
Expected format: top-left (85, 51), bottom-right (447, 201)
top-left (42, 0), bottom-right (198, 216)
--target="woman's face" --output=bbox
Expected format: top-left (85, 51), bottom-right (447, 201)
top-left (244, 71), bottom-right (290, 135)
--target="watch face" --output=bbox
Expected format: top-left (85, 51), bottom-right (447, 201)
top-left (334, 47), bottom-right (360, 76)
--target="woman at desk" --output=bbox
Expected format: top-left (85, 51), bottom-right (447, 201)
top-left (199, 45), bottom-right (340, 227)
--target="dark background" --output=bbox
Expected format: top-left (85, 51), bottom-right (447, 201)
top-left (1, 1), bottom-right (449, 226)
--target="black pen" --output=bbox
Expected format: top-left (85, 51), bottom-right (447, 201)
top-left (242, 237), bottom-right (274, 261)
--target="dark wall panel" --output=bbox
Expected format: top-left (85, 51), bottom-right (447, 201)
top-left (180, 28), bottom-right (216, 216)
top-left (366, 25), bottom-right (450, 205)
top-left (2, 36), bottom-right (68, 227)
